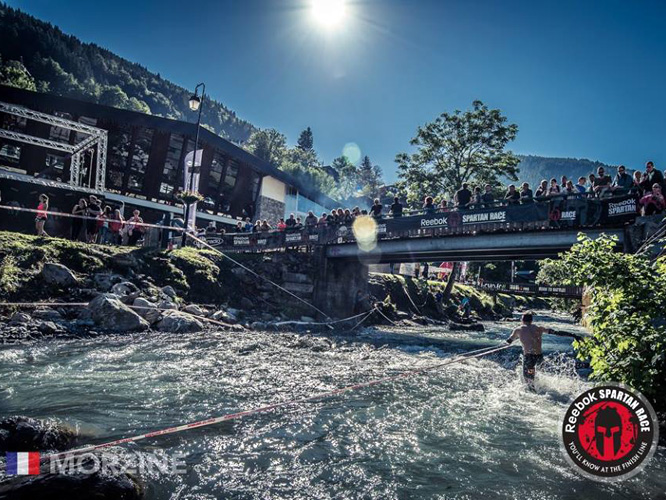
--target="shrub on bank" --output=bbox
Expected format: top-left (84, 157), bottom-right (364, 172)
top-left (538, 233), bottom-right (666, 411)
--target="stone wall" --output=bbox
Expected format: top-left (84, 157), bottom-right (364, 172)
top-left (255, 195), bottom-right (285, 225)
top-left (313, 249), bottom-right (369, 318)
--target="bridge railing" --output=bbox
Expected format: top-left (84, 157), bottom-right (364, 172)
top-left (205, 193), bottom-right (639, 252)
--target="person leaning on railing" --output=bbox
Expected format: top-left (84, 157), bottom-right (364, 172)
top-left (389, 197), bottom-right (403, 217)
top-left (611, 165), bottom-right (633, 195)
top-left (520, 183), bottom-right (533, 203)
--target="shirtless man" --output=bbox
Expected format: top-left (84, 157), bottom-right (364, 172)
top-left (506, 312), bottom-right (555, 388)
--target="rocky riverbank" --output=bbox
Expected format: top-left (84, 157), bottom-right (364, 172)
top-left (0, 231), bottom-right (551, 342)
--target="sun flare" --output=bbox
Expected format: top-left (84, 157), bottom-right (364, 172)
top-left (311, 0), bottom-right (346, 28)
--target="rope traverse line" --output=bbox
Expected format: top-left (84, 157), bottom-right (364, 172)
top-left (44, 343), bottom-right (513, 461)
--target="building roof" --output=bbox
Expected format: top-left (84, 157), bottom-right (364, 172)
top-left (0, 85), bottom-right (339, 208)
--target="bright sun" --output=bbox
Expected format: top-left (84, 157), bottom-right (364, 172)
top-left (311, 0), bottom-right (346, 28)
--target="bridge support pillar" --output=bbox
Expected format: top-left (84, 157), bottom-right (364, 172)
top-left (313, 249), bottom-right (369, 319)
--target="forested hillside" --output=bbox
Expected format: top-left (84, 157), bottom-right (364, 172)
top-left (515, 155), bottom-right (614, 187)
top-left (0, 3), bottom-right (255, 143)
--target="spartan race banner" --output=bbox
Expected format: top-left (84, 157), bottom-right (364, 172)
top-left (548, 194), bottom-right (639, 228)
top-left (385, 203), bottom-right (550, 232)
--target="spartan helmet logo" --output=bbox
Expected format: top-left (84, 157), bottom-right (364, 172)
top-left (595, 406), bottom-right (622, 459)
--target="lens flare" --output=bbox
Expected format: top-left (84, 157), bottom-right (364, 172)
top-left (342, 142), bottom-right (361, 164)
top-left (352, 215), bottom-right (378, 252)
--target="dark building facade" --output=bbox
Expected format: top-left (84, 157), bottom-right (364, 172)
top-left (0, 85), bottom-right (336, 228)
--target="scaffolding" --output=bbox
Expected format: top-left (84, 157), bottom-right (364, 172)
top-left (0, 101), bottom-right (108, 190)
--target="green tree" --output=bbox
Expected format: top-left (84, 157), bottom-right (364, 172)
top-left (538, 234), bottom-right (666, 410)
top-left (395, 100), bottom-right (520, 204)
top-left (0, 57), bottom-right (36, 91)
top-left (297, 126), bottom-right (314, 151)
top-left (358, 155), bottom-right (383, 198)
top-left (99, 85), bottom-right (130, 108)
top-left (331, 155), bottom-right (360, 199)
top-left (246, 129), bottom-right (287, 165)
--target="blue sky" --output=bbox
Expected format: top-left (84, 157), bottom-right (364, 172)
top-left (8, 0), bottom-right (666, 183)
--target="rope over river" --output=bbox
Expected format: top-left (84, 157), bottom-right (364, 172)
top-left (1, 311), bottom-right (664, 499)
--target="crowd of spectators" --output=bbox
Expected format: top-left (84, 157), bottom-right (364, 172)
top-left (30, 161), bottom-right (664, 241)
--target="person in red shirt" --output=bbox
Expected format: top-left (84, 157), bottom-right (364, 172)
top-left (108, 208), bottom-right (125, 245)
top-left (35, 194), bottom-right (49, 236)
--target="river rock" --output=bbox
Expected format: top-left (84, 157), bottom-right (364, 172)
top-left (183, 304), bottom-right (204, 316)
top-left (157, 299), bottom-right (178, 311)
top-left (132, 297), bottom-right (161, 324)
top-left (110, 282), bottom-right (141, 303)
top-left (92, 273), bottom-right (122, 292)
top-left (156, 311), bottom-right (204, 333)
top-left (37, 321), bottom-right (61, 335)
top-left (211, 309), bottom-right (237, 324)
top-left (9, 312), bottom-right (31, 325)
top-left (240, 297), bottom-right (254, 309)
top-left (32, 308), bottom-right (63, 322)
top-left (160, 285), bottom-right (177, 299)
top-left (449, 322), bottom-right (485, 332)
top-left (86, 294), bottom-right (149, 332)
top-left (40, 263), bottom-right (78, 287)
top-left (0, 469), bottom-right (144, 499)
top-left (0, 416), bottom-right (78, 453)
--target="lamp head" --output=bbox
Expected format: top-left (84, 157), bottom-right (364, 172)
top-left (189, 94), bottom-right (201, 111)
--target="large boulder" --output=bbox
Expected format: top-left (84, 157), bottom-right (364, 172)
top-left (160, 285), bottom-right (177, 299)
top-left (40, 263), bottom-right (78, 287)
top-left (32, 308), bottom-right (63, 322)
top-left (210, 309), bottom-right (237, 324)
top-left (157, 299), bottom-right (178, 311)
top-left (86, 294), bottom-right (149, 332)
top-left (0, 416), bottom-right (78, 453)
top-left (0, 469), bottom-right (143, 499)
top-left (156, 311), bottom-right (203, 333)
top-left (92, 273), bottom-right (123, 292)
top-left (9, 312), bottom-right (31, 325)
top-left (131, 297), bottom-right (161, 324)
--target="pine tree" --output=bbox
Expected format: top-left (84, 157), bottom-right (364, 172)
top-left (297, 127), bottom-right (314, 151)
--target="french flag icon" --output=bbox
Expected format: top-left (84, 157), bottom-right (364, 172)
top-left (6, 452), bottom-right (40, 475)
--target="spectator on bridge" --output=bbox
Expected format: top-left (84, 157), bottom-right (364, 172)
top-left (206, 221), bottom-right (217, 236)
top-left (71, 198), bottom-right (87, 241)
top-left (318, 213), bottom-right (327, 226)
top-left (277, 218), bottom-right (287, 231)
top-left (455, 183), bottom-right (472, 208)
top-left (592, 167), bottom-right (612, 197)
top-left (505, 184), bottom-right (520, 203)
top-left (326, 211), bottom-right (336, 226)
top-left (352, 206), bottom-right (361, 218)
top-left (639, 183), bottom-right (665, 215)
top-left (561, 176), bottom-right (569, 189)
top-left (305, 211), bottom-right (318, 228)
top-left (390, 197), bottom-right (403, 217)
top-left (535, 180), bottom-right (548, 198)
top-left (260, 220), bottom-right (271, 231)
top-left (98, 206), bottom-right (112, 244)
top-left (251, 220), bottom-right (261, 232)
top-left (520, 182), bottom-right (533, 202)
top-left (285, 213), bottom-right (297, 230)
top-left (481, 184), bottom-right (495, 206)
top-left (439, 199), bottom-right (450, 212)
top-left (547, 178), bottom-right (561, 197)
top-left (587, 174), bottom-right (596, 196)
top-left (370, 199), bottom-right (383, 218)
top-left (640, 161), bottom-right (664, 194)
top-left (471, 187), bottom-right (482, 206)
top-left (126, 210), bottom-right (145, 246)
top-left (575, 176), bottom-right (588, 194)
top-left (295, 217), bottom-right (304, 230)
top-left (423, 196), bottom-right (436, 213)
top-left (343, 209), bottom-right (354, 225)
top-left (109, 209), bottom-right (124, 245)
top-left (87, 195), bottom-right (102, 243)
top-left (611, 165), bottom-right (633, 194)
top-left (241, 218), bottom-right (252, 232)
top-left (235, 221), bottom-right (243, 233)
top-left (633, 171), bottom-right (644, 195)
top-left (563, 180), bottom-right (577, 196)
top-left (35, 194), bottom-right (49, 237)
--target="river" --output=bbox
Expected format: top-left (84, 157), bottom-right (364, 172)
top-left (1, 311), bottom-right (664, 499)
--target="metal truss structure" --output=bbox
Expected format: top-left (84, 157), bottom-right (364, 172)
top-left (0, 101), bottom-right (108, 190)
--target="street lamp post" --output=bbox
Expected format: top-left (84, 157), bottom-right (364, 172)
top-left (181, 82), bottom-right (205, 247)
